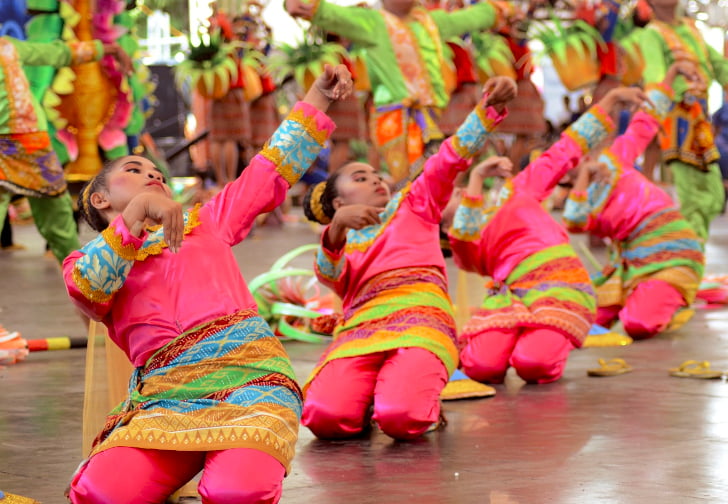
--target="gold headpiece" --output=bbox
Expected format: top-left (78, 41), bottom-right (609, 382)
top-left (81, 181), bottom-right (94, 216)
top-left (310, 182), bottom-right (331, 224)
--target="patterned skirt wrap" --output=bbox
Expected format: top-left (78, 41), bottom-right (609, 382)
top-left (370, 105), bottom-right (443, 183)
top-left (209, 88), bottom-right (252, 143)
top-left (438, 85), bottom-right (478, 136)
top-left (327, 93), bottom-right (367, 142)
top-left (249, 93), bottom-right (280, 147)
top-left (660, 99), bottom-right (719, 170)
top-left (462, 244), bottom-right (596, 348)
top-left (593, 208), bottom-right (704, 308)
top-left (303, 267), bottom-right (459, 393)
top-left (0, 132), bottom-right (67, 197)
top-left (90, 310), bottom-right (302, 473)
top-left (496, 79), bottom-right (547, 136)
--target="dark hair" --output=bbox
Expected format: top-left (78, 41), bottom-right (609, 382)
top-left (302, 171), bottom-right (341, 224)
top-left (77, 160), bottom-right (119, 232)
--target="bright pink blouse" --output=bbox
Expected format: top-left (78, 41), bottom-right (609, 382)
top-left (563, 85), bottom-right (676, 240)
top-left (315, 105), bottom-right (506, 310)
top-left (449, 105), bottom-right (615, 282)
top-left (63, 103), bottom-right (334, 366)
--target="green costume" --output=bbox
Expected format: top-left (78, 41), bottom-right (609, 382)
top-left (292, 0), bottom-right (506, 181)
top-left (0, 37), bottom-right (103, 263)
top-left (640, 19), bottom-right (728, 242)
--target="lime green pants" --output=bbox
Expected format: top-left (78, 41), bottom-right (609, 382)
top-left (0, 190), bottom-right (81, 264)
top-left (670, 161), bottom-right (725, 243)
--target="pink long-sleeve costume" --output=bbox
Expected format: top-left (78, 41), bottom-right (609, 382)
top-left (303, 104), bottom-right (506, 440)
top-left (63, 103), bottom-right (334, 504)
top-left (447, 107), bottom-right (615, 384)
top-left (563, 86), bottom-right (704, 338)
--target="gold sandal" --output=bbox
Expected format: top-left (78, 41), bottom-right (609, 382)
top-left (587, 358), bottom-right (633, 377)
top-left (668, 360), bottom-right (724, 379)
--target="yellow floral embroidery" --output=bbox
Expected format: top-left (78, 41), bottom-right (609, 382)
top-left (102, 204), bottom-right (202, 261)
top-left (72, 266), bottom-right (114, 303)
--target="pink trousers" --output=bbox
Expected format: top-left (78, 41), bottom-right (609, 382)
top-left (595, 279), bottom-right (686, 340)
top-left (460, 327), bottom-right (575, 385)
top-left (302, 347), bottom-right (448, 440)
top-left (68, 447), bottom-right (284, 504)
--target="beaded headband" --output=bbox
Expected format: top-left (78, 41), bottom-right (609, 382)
top-left (81, 181), bottom-right (94, 216)
top-left (310, 182), bottom-right (331, 224)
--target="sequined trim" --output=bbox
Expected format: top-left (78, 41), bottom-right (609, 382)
top-left (570, 190), bottom-right (588, 202)
top-left (564, 106), bottom-right (613, 153)
top-left (494, 178), bottom-right (515, 207)
top-left (103, 204), bottom-right (202, 261)
top-left (72, 265), bottom-right (115, 303)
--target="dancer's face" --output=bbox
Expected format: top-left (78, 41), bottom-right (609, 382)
top-left (92, 156), bottom-right (171, 213)
top-left (333, 162), bottom-right (391, 210)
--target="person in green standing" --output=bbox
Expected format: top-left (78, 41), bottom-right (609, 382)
top-left (285, 0), bottom-right (517, 184)
top-left (0, 36), bottom-right (130, 264)
top-left (639, 0), bottom-right (728, 243)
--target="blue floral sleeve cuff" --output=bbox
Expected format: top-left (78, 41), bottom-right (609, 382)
top-left (72, 215), bottom-right (141, 303)
top-left (449, 194), bottom-right (485, 241)
top-left (644, 83), bottom-right (674, 119)
top-left (564, 105), bottom-right (615, 153)
top-left (563, 195), bottom-right (590, 230)
top-left (316, 245), bottom-right (344, 283)
top-left (260, 101), bottom-right (335, 187)
top-left (451, 104), bottom-right (506, 159)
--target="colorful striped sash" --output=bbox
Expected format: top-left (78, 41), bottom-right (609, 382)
top-left (594, 208), bottom-right (704, 307)
top-left (90, 310), bottom-right (302, 472)
top-left (304, 267), bottom-right (458, 393)
top-left (463, 244), bottom-right (596, 347)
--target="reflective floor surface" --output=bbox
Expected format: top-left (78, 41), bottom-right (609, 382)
top-left (1, 210), bottom-right (727, 504)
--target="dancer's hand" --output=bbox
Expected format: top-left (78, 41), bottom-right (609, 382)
top-left (580, 160), bottom-right (611, 184)
top-left (326, 204), bottom-right (384, 249)
top-left (315, 64), bottom-right (354, 102)
top-left (332, 204), bottom-right (383, 230)
top-left (103, 43), bottom-right (133, 76)
top-left (473, 156), bottom-right (513, 179)
top-left (597, 87), bottom-right (653, 115)
top-left (481, 76), bottom-right (518, 112)
top-left (664, 60), bottom-right (703, 88)
top-left (303, 64), bottom-right (354, 112)
top-left (285, 0), bottom-right (315, 18)
top-left (123, 193), bottom-right (184, 253)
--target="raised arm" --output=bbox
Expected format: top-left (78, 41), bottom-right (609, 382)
top-left (430, 1), bottom-right (509, 40)
top-left (409, 77), bottom-right (514, 221)
top-left (314, 226), bottom-right (352, 297)
top-left (510, 105), bottom-right (614, 202)
top-left (203, 65), bottom-right (351, 245)
top-left (8, 37), bottom-right (131, 73)
top-left (285, 0), bottom-right (382, 47)
top-left (609, 61), bottom-right (699, 164)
